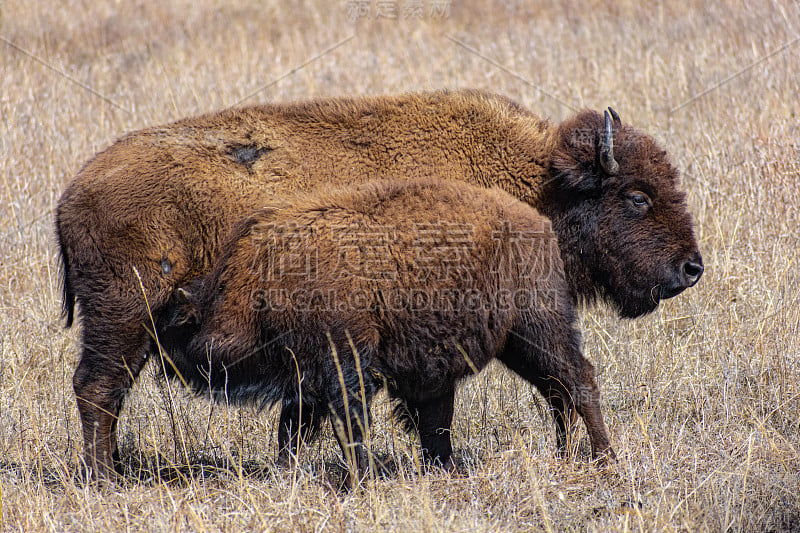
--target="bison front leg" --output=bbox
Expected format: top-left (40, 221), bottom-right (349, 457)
top-left (397, 391), bottom-right (457, 472)
top-left (329, 406), bottom-right (371, 488)
top-left (277, 398), bottom-right (324, 466)
top-left (500, 320), bottom-right (615, 463)
top-left (570, 376), bottom-right (615, 462)
top-left (537, 378), bottom-right (615, 461)
top-left (543, 356), bottom-right (615, 462)
top-left (546, 379), bottom-right (615, 463)
top-left (326, 381), bottom-right (377, 487)
top-left (541, 391), bottom-right (578, 457)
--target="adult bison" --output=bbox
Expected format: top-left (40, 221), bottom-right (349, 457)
top-left (158, 178), bottom-right (611, 481)
top-left (56, 90), bottom-right (702, 478)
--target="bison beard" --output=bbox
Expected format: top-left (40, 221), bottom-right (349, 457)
top-left (157, 179), bottom-right (615, 482)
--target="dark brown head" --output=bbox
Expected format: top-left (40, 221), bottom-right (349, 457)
top-left (543, 108), bottom-right (703, 318)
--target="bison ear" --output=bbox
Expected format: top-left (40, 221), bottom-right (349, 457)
top-left (552, 107), bottom-right (621, 195)
top-left (171, 287), bottom-right (200, 326)
top-left (551, 164), bottom-right (601, 195)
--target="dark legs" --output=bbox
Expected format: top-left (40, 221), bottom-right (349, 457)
top-left (327, 380), bottom-right (376, 485)
top-left (546, 392), bottom-right (579, 456)
top-left (276, 343), bottom-right (383, 486)
top-left (277, 399), bottom-right (323, 465)
top-left (396, 391), bottom-right (457, 471)
top-left (325, 350), bottom-right (386, 486)
top-left (72, 317), bottom-right (150, 479)
top-left (499, 325), bottom-right (615, 462)
top-left (329, 406), bottom-right (371, 485)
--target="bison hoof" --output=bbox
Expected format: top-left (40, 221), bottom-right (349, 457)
top-left (592, 446), bottom-right (617, 466)
top-left (439, 457), bottom-right (464, 477)
top-left (276, 451), bottom-right (298, 470)
top-left (420, 456), bottom-right (463, 476)
top-left (81, 464), bottom-right (122, 486)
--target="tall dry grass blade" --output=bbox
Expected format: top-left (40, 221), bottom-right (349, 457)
top-left (132, 266), bottom-right (192, 480)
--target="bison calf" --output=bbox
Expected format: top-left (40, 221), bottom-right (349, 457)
top-left (158, 179), bottom-right (614, 479)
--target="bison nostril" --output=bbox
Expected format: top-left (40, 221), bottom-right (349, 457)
top-left (683, 258), bottom-right (704, 286)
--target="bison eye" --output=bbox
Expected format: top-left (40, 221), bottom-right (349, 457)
top-left (629, 191), bottom-right (652, 209)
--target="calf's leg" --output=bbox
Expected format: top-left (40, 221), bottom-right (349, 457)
top-left (277, 398), bottom-right (324, 465)
top-left (500, 321), bottom-right (614, 462)
top-left (325, 370), bottom-right (380, 486)
top-left (396, 391), bottom-right (457, 471)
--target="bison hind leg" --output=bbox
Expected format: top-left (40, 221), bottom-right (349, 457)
top-left (73, 317), bottom-right (152, 480)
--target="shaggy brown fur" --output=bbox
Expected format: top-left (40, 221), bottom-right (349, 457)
top-left (56, 89), bottom-right (702, 477)
top-left (158, 179), bottom-right (613, 480)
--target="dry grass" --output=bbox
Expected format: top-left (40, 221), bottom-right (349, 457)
top-left (2, 0), bottom-right (799, 530)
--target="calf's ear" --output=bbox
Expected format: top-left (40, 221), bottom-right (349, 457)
top-left (170, 287), bottom-right (200, 326)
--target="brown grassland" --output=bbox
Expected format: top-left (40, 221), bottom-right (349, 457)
top-left (1, 0), bottom-right (799, 530)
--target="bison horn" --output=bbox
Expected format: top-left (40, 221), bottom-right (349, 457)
top-left (600, 109), bottom-right (619, 175)
top-left (608, 107), bottom-right (621, 128)
top-left (176, 287), bottom-right (192, 302)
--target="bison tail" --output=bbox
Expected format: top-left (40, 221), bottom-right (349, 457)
top-left (60, 254), bottom-right (76, 327)
top-left (55, 217), bottom-right (75, 328)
